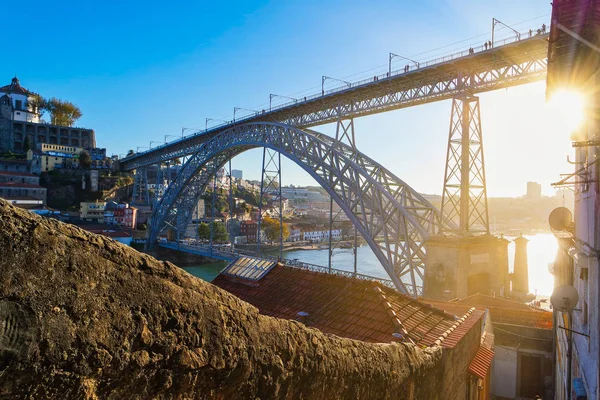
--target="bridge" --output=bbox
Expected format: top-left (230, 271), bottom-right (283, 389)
top-left (123, 24), bottom-right (552, 297)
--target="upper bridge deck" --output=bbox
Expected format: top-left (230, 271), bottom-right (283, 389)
top-left (122, 29), bottom-right (549, 170)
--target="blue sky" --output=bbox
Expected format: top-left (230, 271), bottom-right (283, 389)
top-left (3, 0), bottom-right (565, 197)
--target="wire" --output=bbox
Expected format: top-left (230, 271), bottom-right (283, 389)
top-left (493, 326), bottom-right (553, 342)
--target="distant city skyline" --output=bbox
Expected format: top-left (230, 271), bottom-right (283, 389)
top-left (1, 0), bottom-right (567, 197)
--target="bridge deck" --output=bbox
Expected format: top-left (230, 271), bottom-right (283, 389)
top-left (159, 241), bottom-right (396, 289)
top-left (122, 29), bottom-right (549, 170)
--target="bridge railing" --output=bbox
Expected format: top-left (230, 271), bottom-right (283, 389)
top-left (125, 24), bottom-right (548, 163)
top-left (161, 240), bottom-right (404, 291)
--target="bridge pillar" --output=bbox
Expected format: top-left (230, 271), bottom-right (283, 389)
top-left (329, 116), bottom-right (359, 274)
top-left (132, 168), bottom-right (150, 205)
top-left (441, 96), bottom-right (489, 235)
top-left (257, 148), bottom-right (283, 257)
top-left (425, 96), bottom-right (509, 301)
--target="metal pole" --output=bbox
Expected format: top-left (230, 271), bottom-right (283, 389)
top-left (209, 167), bottom-right (217, 256)
top-left (567, 310), bottom-right (573, 400)
top-left (328, 196), bottom-right (333, 273)
top-left (460, 98), bottom-right (470, 233)
top-left (228, 159), bottom-right (234, 251)
top-left (278, 151), bottom-right (283, 258)
top-left (388, 53), bottom-right (392, 76)
top-left (353, 225), bottom-right (358, 275)
top-left (257, 148), bottom-right (267, 254)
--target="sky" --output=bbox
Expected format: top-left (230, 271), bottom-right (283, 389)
top-left (2, 0), bottom-right (570, 197)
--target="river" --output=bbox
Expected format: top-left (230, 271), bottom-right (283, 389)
top-left (182, 233), bottom-right (558, 296)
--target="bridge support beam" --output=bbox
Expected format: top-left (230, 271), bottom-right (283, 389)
top-left (257, 148), bottom-right (283, 257)
top-left (132, 168), bottom-right (150, 205)
top-left (329, 116), bottom-right (358, 274)
top-left (441, 96), bottom-right (489, 235)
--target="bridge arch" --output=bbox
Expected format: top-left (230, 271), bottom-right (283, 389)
top-left (148, 122), bottom-right (454, 296)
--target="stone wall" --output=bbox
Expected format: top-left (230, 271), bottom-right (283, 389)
top-left (0, 199), bottom-right (447, 399)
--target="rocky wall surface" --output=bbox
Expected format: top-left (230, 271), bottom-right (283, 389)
top-left (0, 199), bottom-right (443, 399)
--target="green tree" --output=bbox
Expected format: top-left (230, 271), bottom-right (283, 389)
top-left (198, 221), bottom-right (228, 243)
top-left (261, 216), bottom-right (290, 243)
top-left (198, 222), bottom-right (211, 240)
top-left (172, 158), bottom-right (182, 166)
top-left (79, 150), bottom-right (92, 169)
top-left (45, 97), bottom-right (83, 126)
top-left (213, 222), bottom-right (229, 243)
top-left (27, 95), bottom-right (46, 119)
top-left (126, 149), bottom-right (135, 156)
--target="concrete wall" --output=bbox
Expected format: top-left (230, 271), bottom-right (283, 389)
top-left (492, 346), bottom-right (518, 398)
top-left (425, 235), bottom-right (509, 300)
top-left (441, 318), bottom-right (483, 399)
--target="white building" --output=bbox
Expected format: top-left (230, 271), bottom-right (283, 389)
top-left (0, 77), bottom-right (40, 123)
top-left (302, 228), bottom-right (341, 243)
top-left (232, 169), bottom-right (243, 179)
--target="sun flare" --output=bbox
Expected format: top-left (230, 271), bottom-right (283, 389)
top-left (546, 89), bottom-right (586, 136)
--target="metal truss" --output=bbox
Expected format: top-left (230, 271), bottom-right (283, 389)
top-left (441, 96), bottom-right (489, 235)
top-left (257, 148), bottom-right (283, 256)
top-left (147, 123), bottom-right (456, 297)
top-left (329, 116), bottom-right (358, 272)
top-left (131, 168), bottom-right (150, 205)
top-left (121, 36), bottom-right (548, 172)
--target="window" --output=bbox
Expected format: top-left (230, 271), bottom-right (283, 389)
top-left (15, 100), bottom-right (22, 110)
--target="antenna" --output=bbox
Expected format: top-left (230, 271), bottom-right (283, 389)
top-left (549, 207), bottom-right (574, 231)
top-left (551, 284), bottom-right (579, 312)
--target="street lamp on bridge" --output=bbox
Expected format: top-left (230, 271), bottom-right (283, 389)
top-left (149, 141), bottom-right (161, 149)
top-left (136, 146), bottom-right (148, 153)
top-left (491, 18), bottom-right (521, 47)
top-left (181, 127), bottom-right (202, 138)
top-left (269, 94), bottom-right (298, 111)
top-left (322, 76), bottom-right (351, 96)
top-left (164, 134), bottom-right (179, 143)
top-left (205, 118), bottom-right (229, 132)
top-left (234, 107), bottom-right (260, 122)
top-left (389, 53), bottom-right (420, 76)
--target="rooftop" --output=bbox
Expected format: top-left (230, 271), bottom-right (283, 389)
top-left (0, 77), bottom-right (33, 96)
top-left (213, 263), bottom-right (484, 346)
top-left (0, 171), bottom-right (37, 177)
top-left (0, 182), bottom-right (43, 189)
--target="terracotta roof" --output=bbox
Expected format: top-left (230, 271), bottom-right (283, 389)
top-left (0, 182), bottom-right (43, 188)
top-left (213, 264), bottom-right (470, 345)
top-left (420, 300), bottom-right (474, 318)
top-left (0, 171), bottom-right (36, 177)
top-left (452, 293), bottom-right (541, 311)
top-left (446, 293), bottom-right (552, 329)
top-left (441, 309), bottom-right (485, 349)
top-left (0, 77), bottom-right (32, 95)
top-left (468, 346), bottom-right (494, 379)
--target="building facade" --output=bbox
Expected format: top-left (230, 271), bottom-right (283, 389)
top-left (0, 78), bottom-right (96, 153)
top-left (80, 202), bottom-right (106, 222)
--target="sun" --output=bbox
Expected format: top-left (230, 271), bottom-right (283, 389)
top-left (546, 89), bottom-right (586, 137)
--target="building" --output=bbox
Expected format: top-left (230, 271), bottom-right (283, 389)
top-left (425, 294), bottom-right (554, 399)
top-left (38, 143), bottom-right (83, 171)
top-left (546, 1), bottom-right (600, 399)
top-left (0, 171), bottom-right (46, 204)
top-left (213, 260), bottom-right (494, 399)
top-left (526, 181), bottom-right (542, 201)
top-left (107, 203), bottom-right (138, 229)
top-left (288, 225), bottom-right (302, 242)
top-left (231, 169), bottom-right (243, 179)
top-left (80, 201), bottom-right (106, 222)
top-left (240, 220), bottom-right (258, 242)
top-left (0, 77), bottom-right (96, 153)
top-left (301, 228), bottom-right (341, 242)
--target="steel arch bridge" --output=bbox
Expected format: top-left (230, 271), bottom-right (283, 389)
top-left (148, 122), bottom-right (456, 296)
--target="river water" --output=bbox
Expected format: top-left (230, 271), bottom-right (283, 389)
top-left (183, 233), bottom-right (558, 296)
